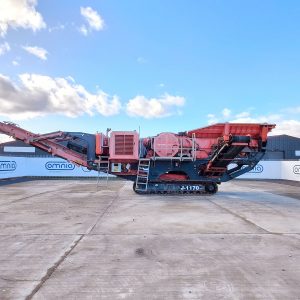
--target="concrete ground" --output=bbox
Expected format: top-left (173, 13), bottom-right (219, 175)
top-left (0, 179), bottom-right (299, 300)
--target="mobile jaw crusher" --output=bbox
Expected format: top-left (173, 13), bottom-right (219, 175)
top-left (0, 122), bottom-right (275, 194)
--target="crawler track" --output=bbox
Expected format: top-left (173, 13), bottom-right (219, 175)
top-left (133, 181), bottom-right (219, 195)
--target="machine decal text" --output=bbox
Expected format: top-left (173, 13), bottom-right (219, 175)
top-left (45, 161), bottom-right (75, 171)
top-left (0, 161), bottom-right (17, 172)
top-left (293, 165), bottom-right (300, 175)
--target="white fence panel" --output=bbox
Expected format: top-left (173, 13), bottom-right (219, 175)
top-left (0, 156), bottom-right (106, 179)
top-left (281, 161), bottom-right (300, 181)
top-left (238, 161), bottom-right (282, 180)
top-left (0, 156), bottom-right (299, 181)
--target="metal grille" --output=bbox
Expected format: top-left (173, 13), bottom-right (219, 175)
top-left (115, 135), bottom-right (134, 155)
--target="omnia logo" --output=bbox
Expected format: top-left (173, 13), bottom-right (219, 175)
top-left (249, 164), bottom-right (264, 173)
top-left (293, 165), bottom-right (300, 175)
top-left (0, 161), bottom-right (17, 172)
top-left (45, 161), bottom-right (75, 171)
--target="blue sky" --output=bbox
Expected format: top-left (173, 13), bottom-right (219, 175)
top-left (0, 0), bottom-right (300, 142)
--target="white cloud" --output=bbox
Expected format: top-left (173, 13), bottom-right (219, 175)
top-left (0, 0), bottom-right (46, 37)
top-left (22, 45), bottom-right (48, 60)
top-left (12, 60), bottom-right (19, 66)
top-left (79, 25), bottom-right (88, 36)
top-left (80, 6), bottom-right (104, 35)
top-left (271, 120), bottom-right (300, 137)
top-left (235, 111), bottom-right (250, 118)
top-left (48, 23), bottom-right (65, 33)
top-left (158, 83), bottom-right (165, 88)
top-left (0, 74), bottom-right (185, 121)
top-left (207, 113), bottom-right (219, 125)
top-left (0, 134), bottom-right (14, 143)
top-left (0, 73), bottom-right (121, 120)
top-left (126, 94), bottom-right (185, 119)
top-left (222, 108), bottom-right (231, 119)
top-left (0, 42), bottom-right (10, 55)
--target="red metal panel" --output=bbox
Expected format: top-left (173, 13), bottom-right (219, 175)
top-left (186, 123), bottom-right (275, 139)
top-left (109, 131), bottom-right (139, 161)
top-left (95, 133), bottom-right (104, 155)
top-left (0, 122), bottom-right (88, 167)
top-left (115, 134), bottom-right (134, 155)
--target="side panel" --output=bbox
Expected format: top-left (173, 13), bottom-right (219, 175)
top-left (95, 133), bottom-right (103, 155)
top-left (109, 131), bottom-right (139, 161)
top-left (0, 156), bottom-right (113, 179)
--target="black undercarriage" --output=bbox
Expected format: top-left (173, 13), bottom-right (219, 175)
top-left (133, 181), bottom-right (219, 195)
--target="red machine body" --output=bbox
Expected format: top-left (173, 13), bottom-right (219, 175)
top-left (148, 123), bottom-right (274, 160)
top-left (0, 121), bottom-right (275, 194)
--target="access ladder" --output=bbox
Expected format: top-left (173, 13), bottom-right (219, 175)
top-left (97, 156), bottom-right (110, 187)
top-left (135, 158), bottom-right (151, 192)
